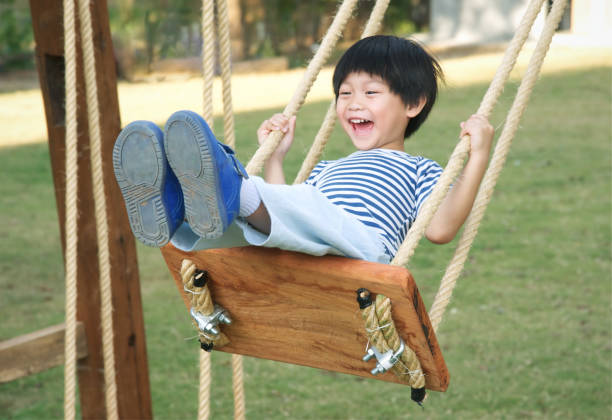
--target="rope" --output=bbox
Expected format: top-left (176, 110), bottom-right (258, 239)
top-left (215, 0), bottom-right (247, 416)
top-left (245, 0), bottom-right (359, 176)
top-left (293, 0), bottom-right (391, 184)
top-left (62, 0), bottom-right (78, 417)
top-left (199, 1), bottom-right (246, 417)
top-left (77, 0), bottom-right (119, 417)
top-left (198, 2), bottom-right (216, 418)
top-left (63, 0), bottom-right (120, 418)
top-left (390, 0), bottom-right (547, 267)
top-left (232, 354), bottom-right (246, 420)
top-left (182, 258), bottom-right (234, 420)
top-left (181, 260), bottom-right (230, 347)
top-left (202, 0), bottom-right (215, 124)
top-left (374, 295), bottom-right (425, 387)
top-left (216, 0), bottom-right (236, 148)
top-left (429, 0), bottom-right (569, 331)
top-left (199, 351), bottom-right (212, 420)
top-left (358, 290), bottom-right (425, 389)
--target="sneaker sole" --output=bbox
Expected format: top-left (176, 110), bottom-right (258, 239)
top-left (112, 122), bottom-right (171, 247)
top-left (164, 111), bottom-right (225, 239)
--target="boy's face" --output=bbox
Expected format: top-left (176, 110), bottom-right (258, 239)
top-left (336, 72), bottom-right (423, 152)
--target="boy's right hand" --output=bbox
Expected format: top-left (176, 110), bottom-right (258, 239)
top-left (257, 113), bottom-right (296, 161)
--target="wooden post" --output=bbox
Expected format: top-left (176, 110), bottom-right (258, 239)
top-left (29, 1), bottom-right (153, 418)
top-left (0, 323), bottom-right (88, 383)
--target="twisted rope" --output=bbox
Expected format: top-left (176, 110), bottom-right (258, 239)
top-left (215, 0), bottom-right (247, 416)
top-left (216, 0), bottom-right (236, 148)
top-left (429, 0), bottom-right (569, 331)
top-left (62, 0), bottom-right (78, 418)
top-left (63, 0), bottom-right (119, 418)
top-left (232, 354), bottom-right (246, 420)
top-left (77, 1), bottom-right (119, 418)
top-left (199, 1), bottom-right (246, 417)
top-left (374, 295), bottom-right (425, 388)
top-left (181, 259), bottom-right (223, 420)
top-left (294, 0), bottom-right (391, 184)
top-left (358, 291), bottom-right (424, 388)
top-left (390, 0), bottom-right (547, 267)
top-left (245, 0), bottom-right (359, 176)
top-left (198, 3), bottom-right (216, 418)
top-left (199, 351), bottom-right (212, 420)
top-left (202, 0), bottom-right (215, 124)
top-left (181, 259), bottom-right (230, 347)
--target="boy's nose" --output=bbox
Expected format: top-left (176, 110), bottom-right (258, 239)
top-left (348, 102), bottom-right (363, 111)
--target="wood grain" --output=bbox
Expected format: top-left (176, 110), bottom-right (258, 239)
top-left (162, 245), bottom-right (449, 392)
top-left (0, 323), bottom-right (87, 383)
top-left (29, 1), bottom-right (152, 417)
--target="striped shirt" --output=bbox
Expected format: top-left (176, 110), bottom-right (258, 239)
top-left (304, 149), bottom-right (443, 257)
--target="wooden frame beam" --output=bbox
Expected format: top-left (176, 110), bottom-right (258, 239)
top-left (29, 1), bottom-right (152, 418)
top-left (0, 323), bottom-right (87, 383)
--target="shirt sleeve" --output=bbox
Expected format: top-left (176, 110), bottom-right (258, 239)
top-left (303, 160), bottom-right (330, 186)
top-left (415, 157), bottom-right (443, 215)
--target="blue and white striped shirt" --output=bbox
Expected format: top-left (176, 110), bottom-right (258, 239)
top-left (305, 149), bottom-right (443, 257)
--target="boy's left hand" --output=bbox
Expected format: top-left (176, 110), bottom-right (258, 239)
top-left (460, 114), bottom-right (494, 159)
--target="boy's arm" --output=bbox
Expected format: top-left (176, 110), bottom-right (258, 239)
top-left (256, 114), bottom-right (296, 184)
top-left (425, 114), bottom-right (494, 244)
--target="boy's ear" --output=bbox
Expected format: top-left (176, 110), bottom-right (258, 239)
top-left (405, 96), bottom-right (427, 118)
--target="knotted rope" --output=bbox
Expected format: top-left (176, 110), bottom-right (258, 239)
top-left (181, 260), bottom-right (230, 348)
top-left (63, 0), bottom-right (119, 419)
top-left (358, 290), bottom-right (426, 403)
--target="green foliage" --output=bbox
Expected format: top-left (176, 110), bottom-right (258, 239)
top-left (1, 66), bottom-right (610, 418)
top-left (0, 0), bottom-right (34, 70)
top-left (1, 1), bottom-right (431, 74)
top-left (384, 0), bottom-right (429, 33)
top-left (108, 0), bottom-right (202, 74)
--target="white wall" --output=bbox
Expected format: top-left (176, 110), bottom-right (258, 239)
top-left (429, 0), bottom-right (546, 44)
top-left (430, 0), bottom-right (611, 44)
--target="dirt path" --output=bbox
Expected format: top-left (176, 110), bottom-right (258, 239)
top-left (0, 39), bottom-right (610, 148)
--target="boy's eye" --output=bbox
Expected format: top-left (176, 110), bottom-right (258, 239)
top-left (366, 91), bottom-right (379, 95)
top-left (339, 91), bottom-right (351, 96)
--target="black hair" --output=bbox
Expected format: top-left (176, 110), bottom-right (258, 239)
top-left (333, 35), bottom-right (443, 139)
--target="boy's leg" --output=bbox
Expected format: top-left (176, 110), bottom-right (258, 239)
top-left (112, 120), bottom-right (184, 247)
top-left (160, 110), bottom-right (387, 263)
top-left (164, 110), bottom-right (248, 239)
top-left (237, 177), bottom-right (391, 264)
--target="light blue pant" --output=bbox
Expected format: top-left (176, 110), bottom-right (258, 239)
top-left (170, 176), bottom-right (390, 264)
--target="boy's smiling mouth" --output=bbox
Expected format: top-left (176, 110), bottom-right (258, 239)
top-left (349, 118), bottom-right (374, 135)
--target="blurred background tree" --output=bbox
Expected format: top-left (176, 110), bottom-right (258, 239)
top-left (0, 0), bottom-right (34, 71)
top-left (1, 0), bottom-right (429, 75)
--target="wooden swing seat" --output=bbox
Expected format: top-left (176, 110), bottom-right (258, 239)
top-left (161, 245), bottom-right (449, 392)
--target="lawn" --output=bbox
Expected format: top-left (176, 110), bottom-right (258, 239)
top-left (1, 62), bottom-right (611, 418)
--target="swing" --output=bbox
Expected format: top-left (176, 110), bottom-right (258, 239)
top-left (157, 0), bottom-right (568, 402)
top-left (59, 0), bottom-right (569, 416)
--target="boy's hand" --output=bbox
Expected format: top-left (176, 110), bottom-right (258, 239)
top-left (460, 114), bottom-right (494, 159)
top-left (426, 114), bottom-right (494, 244)
top-left (257, 113), bottom-right (297, 161)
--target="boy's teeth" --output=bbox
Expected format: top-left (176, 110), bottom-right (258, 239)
top-left (350, 119), bottom-right (369, 123)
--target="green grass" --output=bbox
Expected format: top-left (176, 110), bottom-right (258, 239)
top-left (1, 66), bottom-right (611, 419)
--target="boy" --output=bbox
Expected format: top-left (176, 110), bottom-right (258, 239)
top-left (113, 35), bottom-right (493, 264)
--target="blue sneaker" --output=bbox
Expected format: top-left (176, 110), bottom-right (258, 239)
top-left (112, 120), bottom-right (184, 247)
top-left (164, 110), bottom-right (247, 239)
